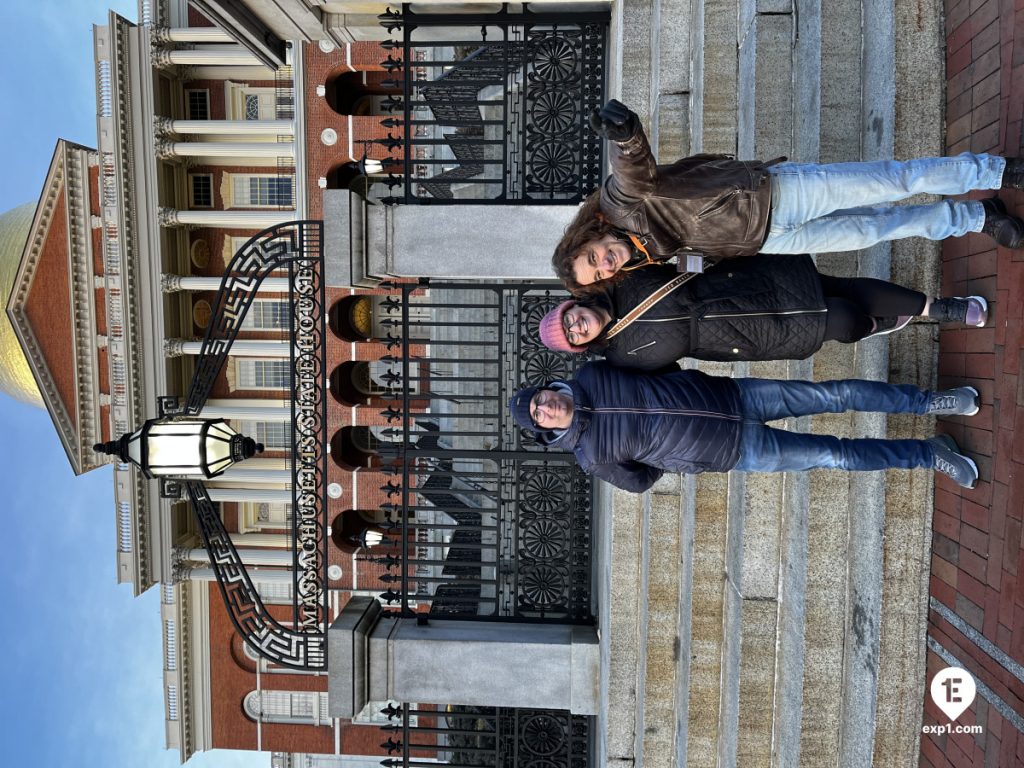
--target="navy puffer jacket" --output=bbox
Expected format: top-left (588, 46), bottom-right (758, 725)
top-left (549, 362), bottom-right (744, 493)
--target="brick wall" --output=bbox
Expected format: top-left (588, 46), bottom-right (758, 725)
top-left (922, 0), bottom-right (1024, 764)
top-left (302, 41), bottom-right (397, 219)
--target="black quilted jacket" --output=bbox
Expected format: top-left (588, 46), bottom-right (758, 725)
top-left (596, 257), bottom-right (828, 370)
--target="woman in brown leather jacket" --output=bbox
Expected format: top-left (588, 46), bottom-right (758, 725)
top-left (553, 100), bottom-right (1024, 295)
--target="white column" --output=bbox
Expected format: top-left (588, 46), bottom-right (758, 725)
top-left (219, 457), bottom-right (291, 470)
top-left (154, 47), bottom-right (263, 66)
top-left (163, 119), bottom-right (293, 136)
top-left (155, 27), bottom-right (234, 43)
top-left (188, 66), bottom-right (276, 80)
top-left (156, 141), bottom-right (294, 159)
top-left (199, 403), bottom-right (292, 421)
top-left (206, 487), bottom-right (292, 503)
top-left (158, 209), bottom-right (297, 228)
top-left (232, 533), bottom-right (290, 548)
top-left (188, 547), bottom-right (294, 566)
top-left (165, 338), bottom-right (292, 358)
top-left (214, 467), bottom-right (293, 484)
top-left (160, 274), bottom-right (290, 292)
top-left (185, 567), bottom-right (294, 584)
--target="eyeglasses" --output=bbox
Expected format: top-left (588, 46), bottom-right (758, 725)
top-left (562, 310), bottom-right (585, 346)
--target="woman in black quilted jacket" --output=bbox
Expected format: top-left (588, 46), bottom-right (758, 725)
top-left (538, 255), bottom-right (986, 371)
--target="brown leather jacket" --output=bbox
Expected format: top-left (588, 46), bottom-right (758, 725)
top-left (601, 127), bottom-right (776, 259)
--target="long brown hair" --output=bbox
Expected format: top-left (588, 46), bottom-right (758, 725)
top-left (551, 191), bottom-right (620, 295)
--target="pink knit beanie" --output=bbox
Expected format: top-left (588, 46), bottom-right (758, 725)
top-left (539, 300), bottom-right (586, 353)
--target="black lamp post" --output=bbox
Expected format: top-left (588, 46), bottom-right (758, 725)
top-left (353, 138), bottom-right (402, 202)
top-left (330, 509), bottom-right (390, 554)
top-left (94, 417), bottom-right (263, 478)
top-left (92, 220), bottom-right (329, 670)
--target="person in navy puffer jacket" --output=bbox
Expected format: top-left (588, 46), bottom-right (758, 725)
top-left (508, 362), bottom-right (982, 492)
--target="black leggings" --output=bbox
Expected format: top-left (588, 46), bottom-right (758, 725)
top-left (819, 274), bottom-right (927, 343)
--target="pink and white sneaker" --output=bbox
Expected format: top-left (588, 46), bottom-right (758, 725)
top-left (929, 296), bottom-right (988, 328)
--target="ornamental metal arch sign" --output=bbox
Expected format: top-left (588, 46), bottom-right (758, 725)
top-left (165, 220), bottom-right (328, 669)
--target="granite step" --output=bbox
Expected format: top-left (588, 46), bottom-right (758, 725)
top-left (603, 0), bottom-right (942, 761)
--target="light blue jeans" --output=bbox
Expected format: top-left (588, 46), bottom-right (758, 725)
top-left (761, 153), bottom-right (1005, 254)
top-left (732, 378), bottom-right (935, 473)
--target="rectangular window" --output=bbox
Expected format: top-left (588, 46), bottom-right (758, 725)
top-left (236, 359), bottom-right (289, 389)
top-left (241, 299), bottom-right (290, 330)
top-left (255, 581), bottom-right (292, 604)
top-left (231, 237), bottom-right (288, 276)
top-left (189, 174), bottom-right (213, 208)
top-left (231, 175), bottom-right (293, 208)
top-left (230, 236), bottom-right (253, 255)
top-left (237, 420), bottom-right (290, 449)
top-left (185, 89), bottom-right (210, 120)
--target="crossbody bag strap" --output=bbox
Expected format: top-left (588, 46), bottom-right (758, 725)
top-left (605, 271), bottom-right (699, 340)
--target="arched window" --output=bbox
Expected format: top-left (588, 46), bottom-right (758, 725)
top-left (324, 71), bottom-right (400, 116)
top-left (243, 690), bottom-right (331, 725)
top-left (329, 427), bottom-right (378, 470)
top-left (327, 360), bottom-right (421, 406)
top-left (324, 161), bottom-right (371, 194)
top-left (329, 361), bottom-right (374, 406)
top-left (329, 296), bottom-right (372, 342)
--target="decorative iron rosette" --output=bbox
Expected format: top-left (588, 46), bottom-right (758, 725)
top-left (519, 464), bottom-right (571, 516)
top-left (530, 34), bottom-right (579, 84)
top-left (520, 517), bottom-right (569, 560)
top-left (520, 713), bottom-right (569, 756)
top-left (529, 90), bottom-right (577, 136)
top-left (519, 563), bottom-right (569, 611)
top-left (528, 141), bottom-right (577, 190)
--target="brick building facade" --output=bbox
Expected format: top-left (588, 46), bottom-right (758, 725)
top-left (7, 2), bottom-right (427, 765)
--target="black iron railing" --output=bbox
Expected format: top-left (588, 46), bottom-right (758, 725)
top-left (372, 4), bottom-right (608, 204)
top-left (361, 281), bottom-right (594, 623)
top-left (275, 64), bottom-right (296, 210)
top-left (378, 704), bottom-right (592, 768)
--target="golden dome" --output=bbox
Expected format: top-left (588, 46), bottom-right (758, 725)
top-left (0, 202), bottom-right (44, 407)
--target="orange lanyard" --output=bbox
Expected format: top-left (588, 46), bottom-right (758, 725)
top-left (620, 234), bottom-right (656, 271)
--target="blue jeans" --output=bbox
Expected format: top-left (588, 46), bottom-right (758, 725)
top-left (732, 378), bottom-right (936, 473)
top-left (761, 153), bottom-right (1005, 253)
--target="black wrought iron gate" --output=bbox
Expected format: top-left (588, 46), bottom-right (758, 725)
top-left (380, 705), bottom-right (591, 768)
top-left (368, 280), bottom-right (594, 622)
top-left (375, 4), bottom-right (609, 204)
top-left (365, 281), bottom-right (595, 767)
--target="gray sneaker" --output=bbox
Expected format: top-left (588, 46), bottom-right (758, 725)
top-left (926, 386), bottom-right (980, 416)
top-left (928, 435), bottom-right (978, 489)
top-left (929, 296), bottom-right (989, 327)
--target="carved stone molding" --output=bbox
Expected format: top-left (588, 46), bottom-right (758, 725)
top-left (158, 207), bottom-right (180, 227)
top-left (163, 338), bottom-right (187, 358)
top-left (153, 116), bottom-right (175, 137)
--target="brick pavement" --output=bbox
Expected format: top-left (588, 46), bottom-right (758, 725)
top-left (922, 0), bottom-right (1024, 764)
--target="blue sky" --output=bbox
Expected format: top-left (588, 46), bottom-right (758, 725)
top-left (0, 3), bottom-right (266, 766)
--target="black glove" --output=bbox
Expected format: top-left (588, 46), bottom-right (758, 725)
top-left (589, 99), bottom-right (639, 142)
